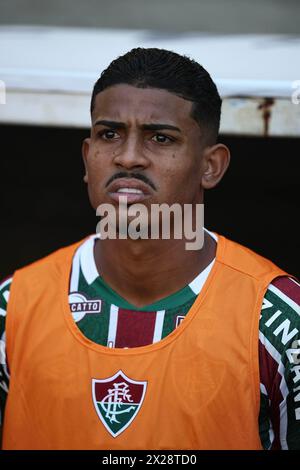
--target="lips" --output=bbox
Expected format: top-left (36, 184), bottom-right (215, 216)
top-left (106, 178), bottom-right (152, 204)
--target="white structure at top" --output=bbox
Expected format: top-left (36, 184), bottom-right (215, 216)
top-left (0, 26), bottom-right (300, 136)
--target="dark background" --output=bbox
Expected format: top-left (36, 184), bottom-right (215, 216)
top-left (0, 123), bottom-right (299, 280)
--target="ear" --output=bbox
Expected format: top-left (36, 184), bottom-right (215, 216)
top-left (201, 143), bottom-right (231, 189)
top-left (82, 138), bottom-right (91, 183)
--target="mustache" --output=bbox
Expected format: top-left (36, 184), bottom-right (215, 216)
top-left (105, 172), bottom-right (157, 191)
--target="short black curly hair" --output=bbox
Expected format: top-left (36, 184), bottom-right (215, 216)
top-left (91, 47), bottom-right (221, 144)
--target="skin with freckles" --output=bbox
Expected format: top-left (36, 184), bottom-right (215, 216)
top-left (82, 84), bottom-right (230, 307)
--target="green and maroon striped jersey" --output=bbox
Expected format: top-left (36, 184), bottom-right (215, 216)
top-left (1, 233), bottom-right (299, 448)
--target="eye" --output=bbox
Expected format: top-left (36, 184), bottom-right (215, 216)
top-left (99, 129), bottom-right (119, 140)
top-left (152, 134), bottom-right (173, 144)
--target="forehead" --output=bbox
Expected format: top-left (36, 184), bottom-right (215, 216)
top-left (92, 84), bottom-right (198, 129)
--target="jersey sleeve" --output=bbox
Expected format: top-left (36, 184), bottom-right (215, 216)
top-left (258, 276), bottom-right (300, 449)
top-left (0, 276), bottom-right (12, 427)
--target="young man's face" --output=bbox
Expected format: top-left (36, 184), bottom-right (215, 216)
top-left (82, 84), bottom-right (209, 214)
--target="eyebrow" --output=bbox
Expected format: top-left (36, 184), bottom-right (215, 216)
top-left (141, 123), bottom-right (181, 132)
top-left (93, 120), bottom-right (181, 133)
top-left (94, 120), bottom-right (126, 129)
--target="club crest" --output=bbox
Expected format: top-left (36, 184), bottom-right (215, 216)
top-left (92, 370), bottom-right (147, 437)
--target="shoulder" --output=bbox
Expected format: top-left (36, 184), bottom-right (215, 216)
top-left (259, 276), bottom-right (300, 364)
top-left (268, 277), bottom-right (300, 310)
top-left (215, 234), bottom-right (288, 282)
top-left (12, 237), bottom-right (89, 285)
top-left (261, 277), bottom-right (300, 331)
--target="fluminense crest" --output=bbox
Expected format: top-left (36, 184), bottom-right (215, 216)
top-left (92, 370), bottom-right (147, 437)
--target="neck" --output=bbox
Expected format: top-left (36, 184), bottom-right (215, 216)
top-left (94, 231), bottom-right (216, 308)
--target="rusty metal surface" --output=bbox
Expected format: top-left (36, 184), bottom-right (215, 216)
top-left (1, 92), bottom-right (300, 137)
top-left (221, 98), bottom-right (300, 137)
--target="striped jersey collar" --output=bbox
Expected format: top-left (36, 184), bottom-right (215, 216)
top-left (71, 229), bottom-right (217, 297)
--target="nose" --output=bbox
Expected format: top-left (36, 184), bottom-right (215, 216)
top-left (113, 135), bottom-right (149, 171)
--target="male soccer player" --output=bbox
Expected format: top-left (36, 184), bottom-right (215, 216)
top-left (0, 48), bottom-right (299, 449)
